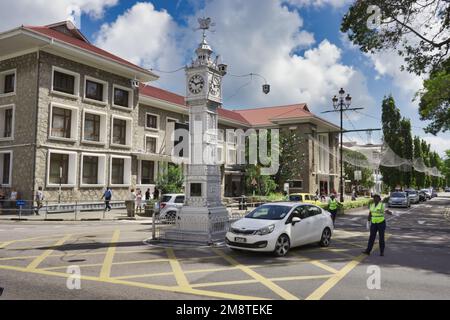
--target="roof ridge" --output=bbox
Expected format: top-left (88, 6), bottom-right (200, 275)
top-left (233, 103), bottom-right (307, 112)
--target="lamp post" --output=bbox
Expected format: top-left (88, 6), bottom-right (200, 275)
top-left (332, 88), bottom-right (352, 203)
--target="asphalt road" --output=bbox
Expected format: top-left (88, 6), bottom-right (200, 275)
top-left (0, 194), bottom-right (449, 300)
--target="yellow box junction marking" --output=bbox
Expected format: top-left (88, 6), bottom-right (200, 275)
top-left (99, 230), bottom-right (120, 280)
top-left (166, 248), bottom-right (190, 288)
top-left (26, 234), bottom-right (71, 270)
top-left (212, 248), bottom-right (299, 300)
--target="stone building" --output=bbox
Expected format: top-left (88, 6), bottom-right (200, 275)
top-left (0, 21), bottom-right (340, 202)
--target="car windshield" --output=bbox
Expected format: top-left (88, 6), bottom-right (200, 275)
top-left (161, 196), bottom-right (172, 202)
top-left (246, 205), bottom-right (291, 220)
top-left (289, 195), bottom-right (302, 201)
top-left (408, 191), bottom-right (417, 195)
top-left (391, 192), bottom-right (406, 198)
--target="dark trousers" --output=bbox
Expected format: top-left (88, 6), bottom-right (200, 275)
top-left (330, 209), bottom-right (337, 225)
top-left (104, 200), bottom-right (111, 211)
top-left (366, 221), bottom-right (386, 254)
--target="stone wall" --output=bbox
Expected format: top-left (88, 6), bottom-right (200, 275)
top-left (0, 52), bottom-right (38, 200)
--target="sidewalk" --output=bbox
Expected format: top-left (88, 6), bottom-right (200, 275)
top-left (0, 208), bottom-right (152, 222)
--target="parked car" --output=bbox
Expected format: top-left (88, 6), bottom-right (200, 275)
top-left (420, 189), bottom-right (432, 200)
top-left (388, 192), bottom-right (410, 208)
top-left (405, 190), bottom-right (420, 204)
top-left (289, 193), bottom-right (321, 205)
top-left (431, 189), bottom-right (438, 198)
top-left (445, 187), bottom-right (450, 192)
top-left (418, 190), bottom-right (427, 202)
top-left (158, 194), bottom-right (185, 220)
top-left (225, 202), bottom-right (334, 257)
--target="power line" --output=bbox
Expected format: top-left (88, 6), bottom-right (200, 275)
top-left (149, 66), bottom-right (186, 74)
top-left (353, 110), bottom-right (425, 131)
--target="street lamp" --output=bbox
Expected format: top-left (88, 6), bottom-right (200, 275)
top-left (332, 88), bottom-right (352, 203)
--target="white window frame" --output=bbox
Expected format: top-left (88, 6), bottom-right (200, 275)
top-left (138, 160), bottom-right (158, 186)
top-left (145, 134), bottom-right (160, 154)
top-left (48, 102), bottom-right (79, 142)
top-left (51, 66), bottom-right (80, 99)
top-left (46, 150), bottom-right (77, 187)
top-left (0, 69), bottom-right (17, 97)
top-left (81, 109), bottom-right (107, 145)
top-left (0, 150), bottom-right (13, 187)
top-left (112, 84), bottom-right (133, 111)
top-left (217, 144), bottom-right (225, 165)
top-left (227, 147), bottom-right (237, 166)
top-left (0, 104), bottom-right (15, 141)
top-left (145, 112), bottom-right (160, 131)
top-left (226, 129), bottom-right (237, 145)
top-left (110, 115), bottom-right (133, 148)
top-left (80, 153), bottom-right (106, 187)
top-left (83, 76), bottom-right (108, 105)
top-left (109, 155), bottom-right (132, 187)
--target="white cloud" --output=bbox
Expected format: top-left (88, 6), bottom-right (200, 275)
top-left (0, 0), bottom-right (118, 31)
top-left (423, 135), bottom-right (450, 158)
top-left (285, 0), bottom-right (352, 8)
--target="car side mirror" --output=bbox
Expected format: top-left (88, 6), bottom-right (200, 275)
top-left (292, 217), bottom-right (301, 225)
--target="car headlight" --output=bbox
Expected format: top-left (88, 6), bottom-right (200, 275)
top-left (256, 224), bottom-right (275, 236)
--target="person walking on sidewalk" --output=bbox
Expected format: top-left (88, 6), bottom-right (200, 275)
top-left (102, 187), bottom-right (112, 212)
top-left (136, 189), bottom-right (143, 214)
top-left (363, 194), bottom-right (393, 256)
top-left (35, 187), bottom-right (44, 215)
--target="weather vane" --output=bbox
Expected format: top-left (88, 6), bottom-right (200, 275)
top-left (196, 17), bottom-right (216, 38)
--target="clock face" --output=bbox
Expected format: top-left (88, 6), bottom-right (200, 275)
top-left (188, 74), bottom-right (205, 95)
top-left (210, 76), bottom-right (221, 97)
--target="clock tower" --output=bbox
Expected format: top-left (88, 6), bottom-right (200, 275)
top-left (166, 18), bottom-right (229, 244)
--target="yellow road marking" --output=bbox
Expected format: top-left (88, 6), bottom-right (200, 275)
top-left (113, 266), bottom-right (241, 280)
top-left (0, 255), bottom-right (38, 261)
top-left (42, 258), bottom-right (171, 271)
top-left (213, 248), bottom-right (299, 300)
top-left (306, 235), bottom-right (392, 300)
top-left (0, 263), bottom-right (266, 300)
top-left (26, 234), bottom-right (71, 270)
top-left (0, 240), bottom-right (16, 249)
top-left (166, 248), bottom-right (190, 288)
top-left (305, 253), bottom-right (367, 300)
top-left (191, 274), bottom-right (333, 288)
top-left (99, 230), bottom-right (120, 280)
top-left (292, 252), bottom-right (339, 274)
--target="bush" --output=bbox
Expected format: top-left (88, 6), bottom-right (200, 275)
top-left (319, 198), bottom-right (373, 211)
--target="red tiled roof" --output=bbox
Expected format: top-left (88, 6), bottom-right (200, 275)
top-left (233, 104), bottom-right (312, 126)
top-left (23, 22), bottom-right (153, 76)
top-left (139, 84), bottom-right (187, 107)
top-left (138, 85), bottom-right (313, 126)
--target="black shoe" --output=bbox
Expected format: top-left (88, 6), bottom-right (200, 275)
top-left (362, 250), bottom-right (370, 255)
top-left (380, 252), bottom-right (384, 256)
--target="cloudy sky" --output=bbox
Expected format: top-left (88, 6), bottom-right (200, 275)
top-left (1, 0), bottom-right (448, 156)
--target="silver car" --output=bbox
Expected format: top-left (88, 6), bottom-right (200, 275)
top-left (388, 192), bottom-right (410, 208)
top-left (406, 190), bottom-right (420, 204)
top-left (158, 194), bottom-right (185, 220)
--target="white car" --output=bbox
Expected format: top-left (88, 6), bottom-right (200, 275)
top-left (158, 194), bottom-right (185, 220)
top-left (225, 202), bottom-right (334, 257)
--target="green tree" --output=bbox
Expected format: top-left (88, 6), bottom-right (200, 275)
top-left (421, 140), bottom-right (432, 187)
top-left (413, 136), bottom-right (425, 188)
top-left (244, 165), bottom-right (277, 196)
top-left (443, 150), bottom-right (450, 187)
top-left (155, 164), bottom-right (184, 194)
top-left (400, 119), bottom-right (414, 187)
top-left (380, 96), bottom-right (403, 189)
top-left (341, 1), bottom-right (450, 135)
top-left (418, 59), bottom-right (450, 135)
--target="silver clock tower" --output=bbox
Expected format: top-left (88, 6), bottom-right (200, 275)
top-left (167, 18), bottom-right (229, 244)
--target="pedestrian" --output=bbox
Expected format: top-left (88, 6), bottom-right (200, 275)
top-left (101, 187), bottom-right (112, 212)
top-left (328, 194), bottom-right (340, 226)
top-left (35, 187), bottom-right (44, 215)
top-left (136, 189), bottom-right (142, 214)
top-left (363, 194), bottom-right (393, 256)
top-left (153, 188), bottom-right (160, 200)
top-left (145, 188), bottom-right (151, 202)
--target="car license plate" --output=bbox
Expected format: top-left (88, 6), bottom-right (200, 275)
top-left (235, 237), bottom-right (246, 243)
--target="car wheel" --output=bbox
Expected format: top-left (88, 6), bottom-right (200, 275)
top-left (166, 211), bottom-right (176, 222)
top-left (319, 228), bottom-right (332, 247)
top-left (274, 234), bottom-right (290, 257)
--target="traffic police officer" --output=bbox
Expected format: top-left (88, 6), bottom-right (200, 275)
top-left (363, 194), bottom-right (392, 256)
top-left (328, 194), bottom-right (340, 226)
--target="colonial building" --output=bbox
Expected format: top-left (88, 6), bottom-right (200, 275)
top-left (0, 21), bottom-right (340, 202)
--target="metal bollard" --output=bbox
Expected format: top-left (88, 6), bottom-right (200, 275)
top-left (152, 216), bottom-right (156, 240)
top-left (45, 201), bottom-right (48, 220)
top-left (74, 201), bottom-right (78, 221)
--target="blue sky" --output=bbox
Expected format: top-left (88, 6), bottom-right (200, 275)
top-left (1, 0), bottom-right (447, 155)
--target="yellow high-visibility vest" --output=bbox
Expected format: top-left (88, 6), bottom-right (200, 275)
top-left (329, 199), bottom-right (338, 210)
top-left (370, 202), bottom-right (385, 224)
